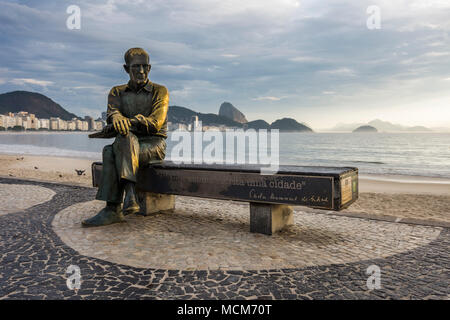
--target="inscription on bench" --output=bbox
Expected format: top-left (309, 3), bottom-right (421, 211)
top-left (138, 169), bottom-right (334, 209)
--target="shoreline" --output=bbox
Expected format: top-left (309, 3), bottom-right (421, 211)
top-left (359, 173), bottom-right (450, 184)
top-left (1, 153), bottom-right (448, 225)
top-left (0, 153), bottom-right (449, 194)
top-left (358, 173), bottom-right (450, 196)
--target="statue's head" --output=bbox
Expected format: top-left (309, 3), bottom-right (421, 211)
top-left (123, 48), bottom-right (151, 86)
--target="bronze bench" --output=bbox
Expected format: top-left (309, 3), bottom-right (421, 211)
top-left (91, 161), bottom-right (358, 235)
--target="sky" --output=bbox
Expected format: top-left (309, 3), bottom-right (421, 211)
top-left (0, 0), bottom-right (449, 130)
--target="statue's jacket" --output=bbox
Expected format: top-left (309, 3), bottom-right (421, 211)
top-left (106, 80), bottom-right (169, 139)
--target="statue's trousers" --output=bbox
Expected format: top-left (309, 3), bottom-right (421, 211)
top-left (95, 132), bottom-right (166, 203)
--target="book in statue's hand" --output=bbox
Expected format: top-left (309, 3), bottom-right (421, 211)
top-left (88, 119), bottom-right (141, 139)
top-left (88, 124), bottom-right (117, 139)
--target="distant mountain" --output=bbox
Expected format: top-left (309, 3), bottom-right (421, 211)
top-left (218, 102), bottom-right (248, 124)
top-left (245, 119), bottom-right (271, 130)
top-left (329, 122), bottom-right (365, 132)
top-left (430, 126), bottom-right (450, 133)
top-left (198, 113), bottom-right (243, 127)
top-left (330, 119), bottom-right (432, 132)
top-left (167, 106), bottom-right (197, 123)
top-left (168, 105), bottom-right (243, 127)
top-left (168, 105), bottom-right (312, 131)
top-left (368, 119), bottom-right (432, 132)
top-left (0, 91), bottom-right (79, 120)
top-left (405, 126), bottom-right (432, 132)
top-left (367, 119), bottom-right (399, 132)
top-left (353, 125), bottom-right (377, 133)
top-left (270, 118), bottom-right (313, 132)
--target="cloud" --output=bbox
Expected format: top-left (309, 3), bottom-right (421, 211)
top-left (252, 96), bottom-right (283, 101)
top-left (0, 0), bottom-right (449, 126)
top-left (159, 64), bottom-right (195, 73)
top-left (169, 80), bottom-right (227, 106)
top-left (10, 78), bottom-right (54, 87)
top-left (424, 51), bottom-right (450, 57)
top-left (318, 68), bottom-right (357, 77)
top-left (221, 54), bottom-right (240, 58)
top-left (289, 56), bottom-right (323, 63)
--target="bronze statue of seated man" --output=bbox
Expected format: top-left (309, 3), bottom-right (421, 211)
top-left (82, 47), bottom-right (169, 227)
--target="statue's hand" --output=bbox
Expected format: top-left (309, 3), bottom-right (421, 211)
top-left (112, 115), bottom-right (131, 135)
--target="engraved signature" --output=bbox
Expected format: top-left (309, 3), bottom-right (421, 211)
top-left (249, 189), bottom-right (267, 200)
top-left (301, 196), bottom-right (329, 203)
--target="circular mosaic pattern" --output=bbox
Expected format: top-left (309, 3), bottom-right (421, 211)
top-left (0, 183), bottom-right (56, 216)
top-left (52, 196), bottom-right (442, 270)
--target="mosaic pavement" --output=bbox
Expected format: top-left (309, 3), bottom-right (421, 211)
top-left (0, 178), bottom-right (448, 299)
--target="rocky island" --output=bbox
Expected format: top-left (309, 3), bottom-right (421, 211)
top-left (353, 125), bottom-right (378, 133)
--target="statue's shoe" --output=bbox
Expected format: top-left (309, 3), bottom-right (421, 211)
top-left (123, 198), bottom-right (140, 216)
top-left (81, 206), bottom-right (125, 227)
top-left (123, 184), bottom-right (140, 215)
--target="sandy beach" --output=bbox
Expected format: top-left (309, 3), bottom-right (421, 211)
top-left (0, 154), bottom-right (449, 225)
top-left (0, 154), bottom-right (95, 186)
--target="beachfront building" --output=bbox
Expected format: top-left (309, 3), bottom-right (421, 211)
top-left (0, 111), bottom-right (101, 131)
top-left (0, 114), bottom-right (16, 129)
top-left (48, 117), bottom-right (70, 131)
top-left (39, 119), bottom-right (49, 130)
top-left (85, 116), bottom-right (96, 131)
top-left (29, 116), bottom-right (39, 130)
top-left (0, 115), bottom-right (7, 129)
top-left (94, 120), bottom-right (104, 131)
top-left (2, 111), bottom-right (114, 131)
top-left (20, 115), bottom-right (29, 129)
top-left (191, 115), bottom-right (200, 131)
top-left (8, 112), bottom-right (37, 130)
top-left (167, 123), bottom-right (188, 131)
top-left (75, 119), bottom-right (83, 131)
top-left (0, 112), bottom-right (46, 130)
top-left (74, 119), bottom-right (89, 131)
top-left (57, 118), bottom-right (67, 131)
top-left (67, 120), bottom-right (76, 131)
top-left (202, 125), bottom-right (222, 131)
top-left (49, 117), bottom-right (59, 130)
top-left (14, 115), bottom-right (23, 128)
top-left (0, 115), bottom-right (6, 129)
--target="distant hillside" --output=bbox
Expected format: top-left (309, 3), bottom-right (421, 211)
top-left (330, 119), bottom-right (432, 132)
top-left (198, 113), bottom-right (243, 127)
top-left (169, 105), bottom-right (313, 131)
top-left (0, 91), bottom-right (79, 120)
top-left (218, 102), bottom-right (248, 124)
top-left (403, 126), bottom-right (432, 132)
top-left (330, 122), bottom-right (365, 132)
top-left (353, 125), bottom-right (377, 133)
top-left (368, 119), bottom-right (432, 132)
top-left (245, 119), bottom-right (271, 130)
top-left (167, 106), bottom-right (197, 123)
top-left (168, 106), bottom-right (242, 127)
top-left (367, 119), bottom-right (399, 132)
top-left (430, 126), bottom-right (450, 133)
top-left (270, 118), bottom-right (313, 132)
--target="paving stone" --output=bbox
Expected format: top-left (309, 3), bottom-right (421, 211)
top-left (0, 178), bottom-right (448, 300)
top-left (52, 197), bottom-right (442, 271)
top-left (0, 183), bottom-right (55, 216)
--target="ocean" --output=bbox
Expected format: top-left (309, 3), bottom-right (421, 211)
top-left (0, 131), bottom-right (449, 179)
